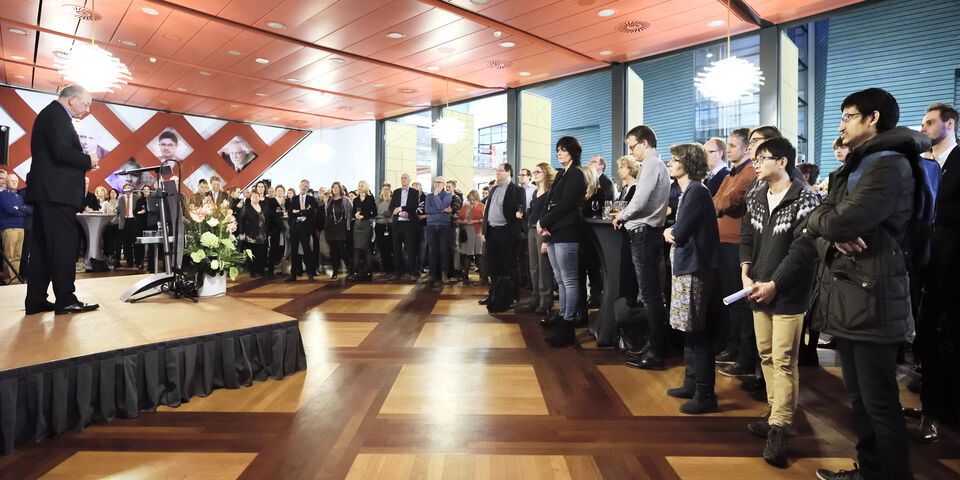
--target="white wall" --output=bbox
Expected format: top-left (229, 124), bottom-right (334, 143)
top-left (256, 121), bottom-right (376, 192)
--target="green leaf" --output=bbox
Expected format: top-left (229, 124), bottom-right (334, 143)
top-left (229, 267), bottom-right (239, 281)
top-left (245, 248), bottom-right (254, 259)
top-left (190, 249), bottom-right (206, 263)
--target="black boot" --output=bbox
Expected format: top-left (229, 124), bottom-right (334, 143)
top-left (666, 374), bottom-right (696, 399)
top-left (546, 320), bottom-right (576, 348)
top-left (763, 424), bottom-right (789, 468)
top-left (679, 384), bottom-right (718, 414)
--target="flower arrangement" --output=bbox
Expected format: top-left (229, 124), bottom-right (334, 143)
top-left (184, 195), bottom-right (250, 282)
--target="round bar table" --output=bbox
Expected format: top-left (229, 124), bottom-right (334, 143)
top-left (76, 212), bottom-right (115, 270)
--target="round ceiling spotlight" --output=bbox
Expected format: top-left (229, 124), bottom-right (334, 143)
top-left (493, 31), bottom-right (502, 37)
top-left (267, 22), bottom-right (285, 29)
top-left (499, 41), bottom-right (515, 48)
top-left (230, 104), bottom-right (239, 108)
top-left (329, 58), bottom-right (345, 64)
top-left (372, 83), bottom-right (384, 87)
top-left (599, 50), bottom-right (613, 56)
top-left (227, 50), bottom-right (242, 56)
top-left (255, 58), bottom-right (269, 64)
top-left (518, 71), bottom-right (531, 76)
top-left (456, 88), bottom-right (467, 92)
top-left (427, 66), bottom-right (440, 71)
top-left (176, 87), bottom-right (187, 92)
top-left (708, 20), bottom-right (724, 27)
top-left (597, 9), bottom-right (616, 17)
top-left (149, 57), bottom-right (157, 63)
top-left (255, 92), bottom-right (266, 96)
top-left (286, 78), bottom-right (300, 83)
top-left (471, 0), bottom-right (490, 4)
top-left (9, 29), bottom-right (28, 35)
top-left (11, 55), bottom-right (25, 61)
top-left (13, 74), bottom-right (25, 79)
top-left (199, 71), bottom-right (212, 76)
top-left (141, 7), bottom-right (159, 15)
top-left (120, 40), bottom-right (137, 47)
top-left (386, 32), bottom-right (405, 39)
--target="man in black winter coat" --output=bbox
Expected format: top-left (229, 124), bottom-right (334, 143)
top-left (806, 88), bottom-right (927, 480)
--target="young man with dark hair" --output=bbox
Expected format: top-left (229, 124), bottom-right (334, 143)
top-left (739, 137), bottom-right (820, 468)
top-left (914, 102), bottom-right (960, 443)
top-left (796, 163), bottom-right (819, 187)
top-left (807, 88), bottom-right (927, 480)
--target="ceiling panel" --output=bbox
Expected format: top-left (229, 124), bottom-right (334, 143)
top-left (0, 0), bottom-right (865, 129)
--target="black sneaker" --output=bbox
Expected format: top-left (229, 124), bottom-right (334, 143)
top-left (719, 362), bottom-right (754, 377)
top-left (816, 464), bottom-right (863, 480)
top-left (747, 417), bottom-right (798, 438)
top-left (715, 350), bottom-right (738, 364)
top-left (763, 425), bottom-right (788, 468)
top-left (666, 380), bottom-right (695, 399)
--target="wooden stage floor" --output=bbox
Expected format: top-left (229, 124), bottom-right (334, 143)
top-left (0, 272), bottom-right (957, 479)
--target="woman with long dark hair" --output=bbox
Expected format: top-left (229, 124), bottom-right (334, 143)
top-left (528, 162), bottom-right (556, 317)
top-left (239, 190), bottom-right (269, 277)
top-left (324, 181), bottom-right (353, 279)
top-left (538, 136), bottom-right (589, 347)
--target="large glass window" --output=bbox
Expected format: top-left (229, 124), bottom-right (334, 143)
top-left (787, 25), bottom-right (811, 163)
top-left (445, 93), bottom-right (507, 192)
top-left (692, 36), bottom-right (761, 143)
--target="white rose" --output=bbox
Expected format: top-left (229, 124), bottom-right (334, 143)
top-left (210, 259), bottom-right (220, 270)
top-left (207, 217), bottom-right (220, 227)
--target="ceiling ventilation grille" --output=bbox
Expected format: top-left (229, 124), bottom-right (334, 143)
top-left (337, 106), bottom-right (352, 111)
top-left (486, 60), bottom-right (512, 70)
top-left (61, 5), bottom-right (93, 19)
top-left (398, 87), bottom-right (418, 94)
top-left (616, 20), bottom-right (652, 34)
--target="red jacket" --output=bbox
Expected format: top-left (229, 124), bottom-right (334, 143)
top-left (713, 160), bottom-right (756, 243)
top-left (458, 201), bottom-right (484, 233)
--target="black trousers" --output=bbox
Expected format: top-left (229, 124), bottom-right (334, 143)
top-left (290, 225), bottom-right (316, 276)
top-left (375, 223), bottom-right (393, 272)
top-left (392, 221), bottom-right (419, 276)
top-left (484, 226), bottom-right (515, 279)
top-left (119, 219), bottom-right (139, 266)
top-left (268, 230), bottom-right (282, 271)
top-left (718, 242), bottom-right (755, 363)
top-left (918, 277), bottom-right (960, 422)
top-left (837, 338), bottom-right (912, 480)
top-left (327, 239), bottom-right (349, 274)
top-left (25, 202), bottom-right (80, 310)
top-left (19, 227), bottom-right (32, 278)
top-left (248, 242), bottom-right (267, 276)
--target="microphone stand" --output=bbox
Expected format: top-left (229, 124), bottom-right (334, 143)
top-left (120, 160), bottom-right (198, 302)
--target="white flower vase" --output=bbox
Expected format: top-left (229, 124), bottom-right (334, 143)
top-left (198, 273), bottom-right (227, 297)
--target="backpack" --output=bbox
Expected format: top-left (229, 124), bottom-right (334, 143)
top-left (849, 150), bottom-right (938, 270)
top-left (485, 276), bottom-right (517, 313)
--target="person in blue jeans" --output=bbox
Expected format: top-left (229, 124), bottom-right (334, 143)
top-left (612, 125), bottom-right (671, 369)
top-left (423, 176), bottom-right (452, 286)
top-left (538, 136), bottom-right (589, 347)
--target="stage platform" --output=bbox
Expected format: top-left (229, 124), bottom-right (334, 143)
top-left (0, 275), bottom-right (307, 454)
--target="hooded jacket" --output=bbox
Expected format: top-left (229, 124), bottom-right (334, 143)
top-left (804, 127), bottom-right (930, 343)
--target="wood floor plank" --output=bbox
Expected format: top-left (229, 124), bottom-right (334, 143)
top-left (344, 284), bottom-right (415, 295)
top-left (314, 298), bottom-right (401, 314)
top-left (432, 299), bottom-right (514, 316)
top-left (665, 456), bottom-right (855, 479)
top-left (414, 323), bottom-right (526, 349)
top-left (39, 451), bottom-right (258, 480)
top-left (345, 454), bottom-right (589, 480)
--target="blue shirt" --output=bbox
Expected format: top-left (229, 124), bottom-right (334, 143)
top-left (425, 190), bottom-right (452, 225)
top-left (0, 189), bottom-right (32, 229)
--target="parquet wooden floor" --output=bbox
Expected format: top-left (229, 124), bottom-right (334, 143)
top-left (1, 273), bottom-right (958, 479)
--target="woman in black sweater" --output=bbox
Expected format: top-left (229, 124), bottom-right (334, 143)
top-left (349, 180), bottom-right (377, 282)
top-left (663, 143), bottom-right (720, 415)
top-left (538, 136), bottom-right (590, 347)
top-left (239, 190), bottom-right (268, 277)
top-left (324, 182), bottom-right (353, 279)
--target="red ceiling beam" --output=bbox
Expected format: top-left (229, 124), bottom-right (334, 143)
top-left (413, 0), bottom-right (608, 67)
top-left (149, 0), bottom-right (496, 91)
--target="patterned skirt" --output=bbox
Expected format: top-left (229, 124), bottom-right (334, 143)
top-left (668, 247), bottom-right (713, 332)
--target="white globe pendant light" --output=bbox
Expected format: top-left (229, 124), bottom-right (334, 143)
top-left (694, 0), bottom-right (764, 104)
top-left (55, 0), bottom-right (131, 93)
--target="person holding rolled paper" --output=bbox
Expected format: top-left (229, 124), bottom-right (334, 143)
top-left (738, 137), bottom-right (820, 468)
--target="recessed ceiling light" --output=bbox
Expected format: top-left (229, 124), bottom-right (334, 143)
top-left (120, 40), bottom-right (136, 46)
top-left (230, 104), bottom-right (239, 108)
top-left (598, 9), bottom-right (616, 16)
top-left (11, 55), bottom-right (25, 61)
top-left (161, 33), bottom-right (181, 41)
top-left (149, 57), bottom-right (157, 63)
top-left (427, 66), bottom-right (440, 71)
top-left (272, 117), bottom-right (281, 120)
top-left (329, 58), bottom-right (345, 64)
top-left (267, 22), bottom-right (285, 29)
top-left (365, 111), bottom-right (375, 115)
top-left (456, 88), bottom-right (466, 92)
top-left (499, 41), bottom-right (515, 48)
top-left (159, 100), bottom-right (168, 104)
top-left (386, 32), bottom-right (404, 39)
top-left (13, 74), bottom-right (25, 79)
top-left (141, 7), bottom-right (158, 15)
top-left (227, 50), bottom-right (241, 56)
top-left (493, 31), bottom-right (502, 37)
top-left (255, 57), bottom-right (269, 64)
top-left (286, 78), bottom-right (300, 83)
top-left (176, 87), bottom-right (187, 91)
top-left (372, 83), bottom-right (384, 87)
top-left (255, 92), bottom-right (266, 96)
top-left (470, 0), bottom-right (489, 4)
top-left (405, 101), bottom-right (414, 105)
top-left (518, 71), bottom-right (531, 76)
top-left (199, 71), bottom-right (211, 76)
top-left (599, 50), bottom-right (613, 55)
top-left (708, 20), bottom-right (724, 27)
top-left (9, 28), bottom-right (27, 35)
top-left (210, 115), bottom-right (218, 118)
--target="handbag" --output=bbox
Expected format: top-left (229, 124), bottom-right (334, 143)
top-left (459, 225), bottom-right (468, 243)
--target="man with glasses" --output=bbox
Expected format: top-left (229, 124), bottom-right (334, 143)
top-left (614, 125), bottom-right (671, 370)
top-left (24, 84), bottom-right (101, 315)
top-left (423, 176), bottom-right (453, 286)
top-left (479, 163), bottom-right (525, 309)
top-left (704, 138), bottom-right (729, 196)
top-left (808, 88), bottom-right (926, 480)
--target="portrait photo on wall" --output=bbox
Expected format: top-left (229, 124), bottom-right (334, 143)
top-left (72, 116), bottom-right (119, 159)
top-left (106, 158), bottom-right (157, 192)
top-left (146, 127), bottom-right (194, 163)
top-left (218, 135), bottom-right (258, 172)
top-left (183, 163), bottom-right (224, 193)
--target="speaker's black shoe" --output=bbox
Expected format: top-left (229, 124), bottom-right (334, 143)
top-left (25, 301), bottom-right (57, 315)
top-left (55, 302), bottom-right (99, 315)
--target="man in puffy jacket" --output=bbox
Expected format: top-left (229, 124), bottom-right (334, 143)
top-left (806, 88), bottom-right (927, 480)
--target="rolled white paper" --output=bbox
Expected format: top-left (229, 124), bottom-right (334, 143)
top-left (723, 286), bottom-right (753, 305)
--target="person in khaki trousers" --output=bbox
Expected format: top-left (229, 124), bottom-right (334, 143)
top-left (0, 174), bottom-right (32, 280)
top-left (739, 137), bottom-right (820, 468)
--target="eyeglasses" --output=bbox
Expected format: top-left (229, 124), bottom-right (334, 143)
top-left (754, 155), bottom-right (780, 164)
top-left (749, 136), bottom-right (767, 145)
top-left (533, 169), bottom-right (543, 174)
top-left (840, 112), bottom-right (863, 123)
top-left (706, 149), bottom-right (721, 154)
top-left (627, 143), bottom-right (639, 151)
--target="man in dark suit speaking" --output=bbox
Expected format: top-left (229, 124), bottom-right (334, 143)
top-left (23, 84), bottom-right (101, 315)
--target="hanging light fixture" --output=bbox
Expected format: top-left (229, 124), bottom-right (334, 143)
top-left (55, 0), bottom-right (131, 93)
top-left (694, 0), bottom-right (764, 104)
top-left (310, 116), bottom-right (335, 163)
top-left (431, 81), bottom-right (465, 144)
